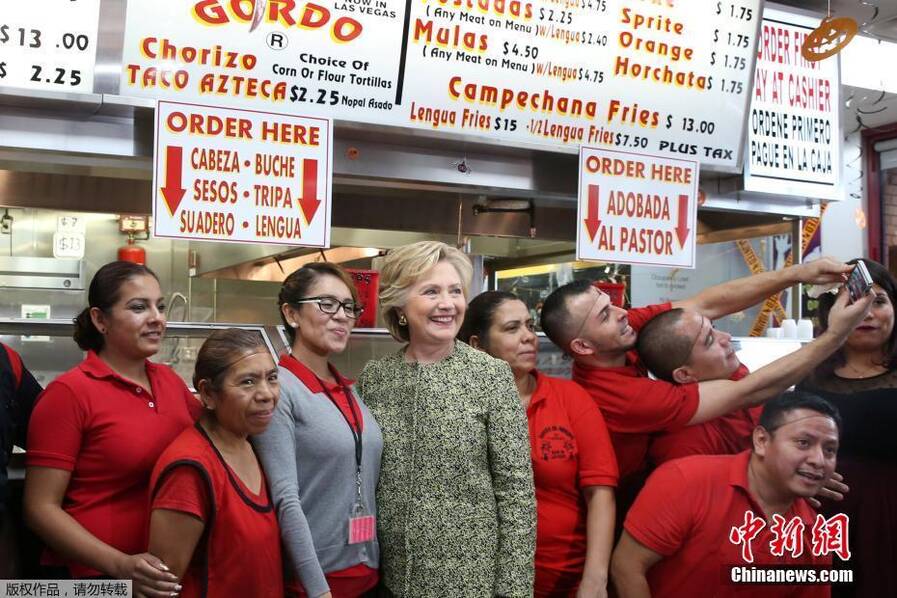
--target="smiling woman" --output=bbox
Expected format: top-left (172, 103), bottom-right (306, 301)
top-left (24, 261), bottom-right (199, 594)
top-left (459, 291), bottom-right (618, 598)
top-left (148, 328), bottom-right (283, 598)
top-left (253, 262), bottom-right (383, 598)
top-left (799, 258), bottom-right (897, 598)
top-left (359, 241), bottom-right (536, 598)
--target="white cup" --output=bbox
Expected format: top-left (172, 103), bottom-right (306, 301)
top-left (766, 327), bottom-right (784, 339)
top-left (797, 319), bottom-right (814, 340)
top-left (781, 319), bottom-right (798, 339)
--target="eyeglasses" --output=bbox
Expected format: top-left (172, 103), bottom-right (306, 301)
top-left (292, 297), bottom-right (364, 319)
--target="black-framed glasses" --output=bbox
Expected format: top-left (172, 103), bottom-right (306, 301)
top-left (292, 296), bottom-right (364, 319)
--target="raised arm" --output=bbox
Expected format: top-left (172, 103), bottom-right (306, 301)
top-left (674, 257), bottom-right (850, 321)
top-left (689, 289), bottom-right (873, 425)
top-left (610, 531), bottom-right (664, 598)
top-left (486, 364), bottom-right (536, 598)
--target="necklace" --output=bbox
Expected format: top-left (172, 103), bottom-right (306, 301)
top-left (840, 361), bottom-right (887, 379)
top-left (517, 373), bottom-right (537, 409)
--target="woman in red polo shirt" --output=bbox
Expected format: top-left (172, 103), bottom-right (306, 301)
top-left (24, 261), bottom-right (197, 596)
top-left (147, 328), bottom-right (283, 598)
top-left (459, 291), bottom-right (619, 598)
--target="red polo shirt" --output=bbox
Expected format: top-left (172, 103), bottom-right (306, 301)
top-left (573, 303), bottom-right (701, 478)
top-left (648, 365), bottom-right (762, 465)
top-left (625, 451), bottom-right (831, 598)
top-left (528, 371), bottom-right (618, 596)
top-left (26, 351), bottom-right (200, 577)
top-left (278, 354), bottom-right (378, 597)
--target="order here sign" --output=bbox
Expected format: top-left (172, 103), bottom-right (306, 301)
top-left (152, 100), bottom-right (332, 247)
top-left (577, 147), bottom-right (699, 268)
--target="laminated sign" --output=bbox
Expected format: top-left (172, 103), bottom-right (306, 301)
top-left (577, 147), bottom-right (698, 268)
top-left (152, 100), bottom-right (333, 247)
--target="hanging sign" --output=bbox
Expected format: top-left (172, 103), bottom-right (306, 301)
top-left (0, 0), bottom-right (101, 93)
top-left (744, 7), bottom-right (842, 200)
top-left (152, 100), bottom-right (333, 247)
top-left (801, 16), bottom-right (857, 62)
top-left (120, 0), bottom-right (761, 169)
top-left (577, 146), bottom-right (698, 268)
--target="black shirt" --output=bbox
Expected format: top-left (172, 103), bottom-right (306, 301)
top-left (0, 343), bottom-right (42, 514)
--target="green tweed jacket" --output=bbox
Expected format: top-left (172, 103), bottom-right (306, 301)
top-left (358, 341), bottom-right (536, 598)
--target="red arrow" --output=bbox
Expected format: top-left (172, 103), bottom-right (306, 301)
top-left (675, 193), bottom-right (691, 249)
top-left (160, 146), bottom-right (186, 216)
top-left (298, 158), bottom-right (322, 226)
top-left (583, 184), bottom-right (601, 242)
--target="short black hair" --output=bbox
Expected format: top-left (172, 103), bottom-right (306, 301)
top-left (636, 309), bottom-right (693, 382)
top-left (458, 291), bottom-right (519, 347)
top-left (540, 280), bottom-right (593, 351)
top-left (758, 391), bottom-right (842, 436)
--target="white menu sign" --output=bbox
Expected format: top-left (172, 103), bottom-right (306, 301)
top-left (0, 0), bottom-right (101, 93)
top-left (152, 101), bottom-right (333, 248)
top-left (121, 0), bottom-right (761, 169)
top-left (744, 7), bottom-right (842, 199)
top-left (577, 146), bottom-right (698, 268)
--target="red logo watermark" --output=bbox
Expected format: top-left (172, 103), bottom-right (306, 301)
top-left (729, 511), bottom-right (850, 563)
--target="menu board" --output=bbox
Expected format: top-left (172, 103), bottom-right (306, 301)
top-left (120, 0), bottom-right (761, 169)
top-left (743, 7), bottom-right (842, 200)
top-left (0, 0), bottom-right (101, 93)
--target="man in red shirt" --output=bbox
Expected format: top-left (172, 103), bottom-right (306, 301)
top-left (610, 391), bottom-right (844, 598)
top-left (637, 309), bottom-right (759, 465)
top-left (539, 258), bottom-right (872, 479)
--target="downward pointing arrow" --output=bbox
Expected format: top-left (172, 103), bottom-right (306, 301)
top-left (298, 158), bottom-right (322, 226)
top-left (583, 184), bottom-right (602, 242)
top-left (675, 193), bottom-right (691, 249)
top-left (160, 146), bottom-right (186, 216)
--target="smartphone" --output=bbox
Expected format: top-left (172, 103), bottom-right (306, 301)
top-left (846, 261), bottom-right (873, 303)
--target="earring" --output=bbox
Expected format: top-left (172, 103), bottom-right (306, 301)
top-left (398, 314), bottom-right (408, 326)
top-left (98, 328), bottom-right (107, 335)
top-left (289, 322), bottom-right (298, 328)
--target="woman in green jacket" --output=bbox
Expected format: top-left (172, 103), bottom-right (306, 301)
top-left (358, 241), bottom-right (535, 598)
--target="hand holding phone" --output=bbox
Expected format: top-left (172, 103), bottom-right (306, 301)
top-left (846, 261), bottom-right (873, 303)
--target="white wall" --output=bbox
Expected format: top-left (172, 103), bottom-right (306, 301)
top-left (820, 131), bottom-right (866, 261)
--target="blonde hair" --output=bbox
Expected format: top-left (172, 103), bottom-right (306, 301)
top-left (379, 241), bottom-right (473, 342)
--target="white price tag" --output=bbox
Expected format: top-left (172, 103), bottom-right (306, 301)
top-left (0, 0), bottom-right (101, 93)
top-left (57, 214), bottom-right (86, 233)
top-left (53, 231), bottom-right (85, 259)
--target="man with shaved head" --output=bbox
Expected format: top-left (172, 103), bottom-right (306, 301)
top-left (636, 308), bottom-right (758, 465)
top-left (539, 258), bottom-right (872, 480)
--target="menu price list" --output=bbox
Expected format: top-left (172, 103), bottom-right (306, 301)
top-left (120, 0), bottom-right (761, 168)
top-left (0, 0), bottom-right (100, 92)
top-left (404, 0), bottom-right (760, 167)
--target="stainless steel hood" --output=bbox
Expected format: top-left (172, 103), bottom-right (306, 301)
top-left (0, 0), bottom-right (816, 282)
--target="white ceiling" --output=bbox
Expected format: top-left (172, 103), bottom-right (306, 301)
top-left (771, 0), bottom-right (897, 132)
top-left (774, 0), bottom-right (897, 43)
